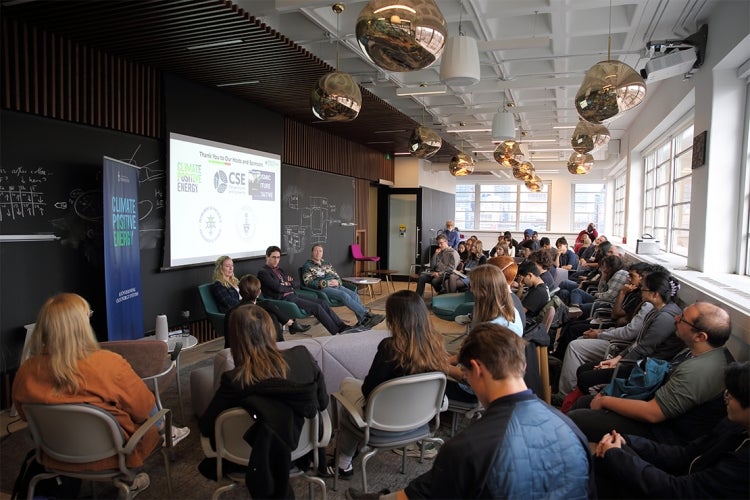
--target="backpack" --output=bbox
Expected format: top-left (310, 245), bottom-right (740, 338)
top-left (11, 449), bottom-right (81, 500)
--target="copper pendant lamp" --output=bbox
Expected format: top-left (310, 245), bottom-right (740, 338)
top-left (567, 152), bottom-right (594, 175)
top-left (449, 141), bottom-right (475, 176)
top-left (311, 4), bottom-right (363, 122)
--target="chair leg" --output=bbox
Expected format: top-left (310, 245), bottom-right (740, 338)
top-left (160, 448), bottom-right (173, 498)
top-left (360, 448), bottom-right (378, 493)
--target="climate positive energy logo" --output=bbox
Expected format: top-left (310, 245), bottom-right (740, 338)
top-left (199, 206), bottom-right (222, 243)
top-left (214, 171), bottom-right (228, 193)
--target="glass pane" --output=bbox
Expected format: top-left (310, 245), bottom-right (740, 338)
top-left (519, 202), bottom-right (546, 213)
top-left (674, 126), bottom-right (694, 154)
top-left (456, 184), bottom-right (475, 193)
top-left (519, 213), bottom-right (548, 225)
top-left (643, 208), bottom-right (653, 228)
top-left (671, 229), bottom-right (689, 256)
top-left (480, 184), bottom-right (515, 194)
top-left (672, 203), bottom-right (690, 229)
top-left (656, 143), bottom-right (671, 163)
top-left (656, 163), bottom-right (669, 185)
top-left (645, 174), bottom-right (654, 190)
top-left (456, 192), bottom-right (474, 202)
top-left (655, 185), bottom-right (669, 205)
top-left (672, 177), bottom-right (691, 204)
top-left (674, 151), bottom-right (693, 178)
top-left (654, 228), bottom-right (667, 247)
top-left (654, 207), bottom-right (668, 226)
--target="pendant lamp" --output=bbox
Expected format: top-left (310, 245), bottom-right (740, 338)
top-left (409, 126), bottom-right (442, 159)
top-left (493, 139), bottom-right (523, 168)
top-left (525, 175), bottom-right (542, 192)
top-left (311, 4), bottom-right (362, 122)
top-left (356, 0), bottom-right (447, 72)
top-left (574, 1), bottom-right (645, 124)
top-left (449, 141), bottom-right (474, 176)
top-left (513, 161), bottom-right (535, 181)
top-left (567, 152), bottom-right (594, 175)
top-left (439, 12), bottom-right (479, 86)
top-left (491, 110), bottom-right (515, 142)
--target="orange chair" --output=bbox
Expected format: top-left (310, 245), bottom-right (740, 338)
top-left (350, 244), bottom-right (380, 276)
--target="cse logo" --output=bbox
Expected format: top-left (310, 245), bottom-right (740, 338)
top-left (213, 171), bottom-right (246, 193)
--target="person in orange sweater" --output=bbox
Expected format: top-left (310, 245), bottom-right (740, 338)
top-left (12, 293), bottom-right (180, 497)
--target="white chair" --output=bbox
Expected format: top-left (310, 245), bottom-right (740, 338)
top-left (200, 408), bottom-right (332, 500)
top-left (332, 372), bottom-right (447, 493)
top-left (445, 397), bottom-right (483, 437)
top-left (23, 403), bottom-right (173, 500)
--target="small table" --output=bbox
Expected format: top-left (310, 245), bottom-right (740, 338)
top-left (144, 333), bottom-right (198, 423)
top-left (342, 276), bottom-right (381, 303)
top-left (364, 269), bottom-right (397, 294)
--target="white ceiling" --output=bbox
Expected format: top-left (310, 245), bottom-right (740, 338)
top-left (235, 0), bottom-right (714, 176)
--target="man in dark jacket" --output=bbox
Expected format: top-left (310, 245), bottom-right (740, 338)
top-left (347, 324), bottom-right (594, 499)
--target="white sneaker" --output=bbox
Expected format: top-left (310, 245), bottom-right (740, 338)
top-left (392, 441), bottom-right (438, 459)
top-left (455, 314), bottom-right (472, 325)
top-left (164, 425), bottom-right (190, 447)
top-left (124, 472), bottom-right (150, 500)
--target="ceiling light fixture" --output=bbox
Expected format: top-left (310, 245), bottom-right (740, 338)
top-left (491, 93), bottom-right (515, 141)
top-left (440, 10), bottom-right (480, 86)
top-left (395, 84), bottom-right (448, 96)
top-left (186, 39), bottom-right (243, 51)
top-left (446, 127), bottom-right (491, 133)
top-left (311, 4), bottom-right (362, 122)
top-left (216, 80), bottom-right (259, 87)
top-left (574, 0), bottom-right (646, 123)
top-left (357, 0), bottom-right (447, 72)
top-left (567, 152), bottom-right (594, 174)
top-left (553, 125), bottom-right (577, 129)
top-left (449, 140), bottom-right (475, 176)
top-left (410, 106), bottom-right (442, 159)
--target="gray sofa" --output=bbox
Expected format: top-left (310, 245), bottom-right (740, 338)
top-left (190, 330), bottom-right (390, 417)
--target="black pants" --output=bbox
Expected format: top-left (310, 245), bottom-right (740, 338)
top-left (285, 295), bottom-right (346, 334)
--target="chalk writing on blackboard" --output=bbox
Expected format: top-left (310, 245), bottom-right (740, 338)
top-left (0, 166), bottom-right (51, 222)
top-left (282, 195), bottom-right (343, 255)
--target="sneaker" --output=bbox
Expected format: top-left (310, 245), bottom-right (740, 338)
top-left (346, 487), bottom-right (391, 500)
top-left (164, 425), bottom-right (190, 447)
top-left (567, 307), bottom-right (583, 320)
top-left (124, 472), bottom-right (150, 499)
top-left (392, 441), bottom-right (438, 459)
top-left (325, 462), bottom-right (354, 479)
top-left (289, 321), bottom-right (312, 334)
top-left (455, 314), bottom-right (472, 325)
top-left (362, 313), bottom-right (385, 328)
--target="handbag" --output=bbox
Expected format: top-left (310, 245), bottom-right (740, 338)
top-left (636, 234), bottom-right (660, 255)
top-left (601, 357), bottom-right (670, 400)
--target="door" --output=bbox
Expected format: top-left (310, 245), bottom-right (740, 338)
top-left (387, 193), bottom-right (418, 274)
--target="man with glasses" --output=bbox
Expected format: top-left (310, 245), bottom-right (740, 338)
top-left (415, 234), bottom-right (458, 297)
top-left (569, 301), bottom-right (735, 444)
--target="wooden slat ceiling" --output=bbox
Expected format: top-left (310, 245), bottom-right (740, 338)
top-left (1, 0), bottom-right (460, 162)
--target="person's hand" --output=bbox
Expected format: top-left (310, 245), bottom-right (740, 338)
top-left (596, 356), bottom-right (620, 370)
top-left (621, 283), bottom-right (636, 294)
top-left (590, 392), bottom-right (607, 410)
top-left (595, 430), bottom-right (626, 457)
top-left (583, 328), bottom-right (601, 339)
top-left (432, 271), bottom-right (439, 277)
top-left (328, 279), bottom-right (339, 287)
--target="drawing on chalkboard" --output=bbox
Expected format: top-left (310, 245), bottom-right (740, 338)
top-left (0, 166), bottom-right (50, 222)
top-left (282, 194), bottom-right (345, 260)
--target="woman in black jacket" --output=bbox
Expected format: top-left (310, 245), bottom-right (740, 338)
top-left (594, 361), bottom-right (749, 498)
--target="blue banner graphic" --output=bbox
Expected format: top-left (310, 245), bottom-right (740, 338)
top-left (103, 157), bottom-right (144, 340)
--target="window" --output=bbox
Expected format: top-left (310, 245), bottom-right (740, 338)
top-left (642, 124), bottom-right (693, 256)
top-left (613, 171), bottom-right (626, 239)
top-left (572, 183), bottom-right (606, 234)
top-left (455, 182), bottom-right (550, 231)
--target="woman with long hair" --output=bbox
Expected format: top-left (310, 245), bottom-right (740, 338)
top-left (445, 241), bottom-right (488, 293)
top-left (199, 304), bottom-right (328, 441)
top-left (469, 264), bottom-right (523, 335)
top-left (210, 255), bottom-right (241, 313)
top-left (12, 293), bottom-right (178, 492)
top-left (330, 291), bottom-right (448, 477)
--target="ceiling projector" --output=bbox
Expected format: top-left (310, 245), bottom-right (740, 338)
top-left (641, 47), bottom-right (698, 82)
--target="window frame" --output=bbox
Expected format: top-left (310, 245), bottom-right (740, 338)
top-left (455, 182), bottom-right (551, 232)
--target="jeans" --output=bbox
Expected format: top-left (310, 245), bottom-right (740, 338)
top-left (322, 285), bottom-right (367, 322)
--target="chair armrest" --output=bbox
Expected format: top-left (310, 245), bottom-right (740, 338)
top-left (170, 342), bottom-right (183, 362)
top-left (141, 359), bottom-right (176, 383)
top-left (259, 297), bottom-right (307, 318)
top-left (331, 392), bottom-right (367, 429)
top-left (123, 408), bottom-right (170, 455)
top-left (296, 289), bottom-right (321, 300)
top-left (604, 340), bottom-right (631, 359)
top-left (319, 409), bottom-right (332, 448)
top-left (200, 435), bottom-right (217, 458)
top-left (342, 281), bottom-right (357, 292)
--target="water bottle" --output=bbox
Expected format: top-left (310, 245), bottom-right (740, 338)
top-left (181, 310), bottom-right (190, 337)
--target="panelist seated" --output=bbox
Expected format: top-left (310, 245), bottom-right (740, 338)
top-left (415, 233), bottom-right (459, 297)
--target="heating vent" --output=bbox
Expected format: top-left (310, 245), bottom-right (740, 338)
top-left (697, 277), bottom-right (750, 301)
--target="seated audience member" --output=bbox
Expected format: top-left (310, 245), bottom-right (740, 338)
top-left (518, 239), bottom-right (536, 262)
top-left (199, 304), bottom-right (328, 498)
top-left (258, 246), bottom-right (351, 335)
top-left (486, 256), bottom-right (526, 327)
top-left (594, 362), bottom-right (749, 499)
top-left (415, 234), bottom-right (459, 296)
top-left (302, 244), bottom-right (384, 328)
top-left (457, 241), bottom-right (469, 264)
top-left (574, 223), bottom-right (598, 254)
top-left (556, 271), bottom-right (680, 396)
top-left (528, 249), bottom-right (557, 290)
top-left (444, 240), bottom-right (486, 293)
top-left (570, 255), bottom-right (629, 318)
top-left (531, 230), bottom-right (541, 250)
top-left (515, 261), bottom-right (551, 322)
top-left (347, 324), bottom-right (594, 500)
top-left (539, 236), bottom-right (557, 262)
top-left (329, 291), bottom-right (448, 478)
top-left (12, 293), bottom-right (189, 494)
top-left (503, 231), bottom-right (518, 257)
top-left (576, 234), bottom-right (592, 259)
top-left (555, 237), bottom-right (579, 270)
top-left (224, 274), bottom-right (310, 345)
top-left (444, 220), bottom-right (460, 249)
top-left (568, 301), bottom-right (734, 444)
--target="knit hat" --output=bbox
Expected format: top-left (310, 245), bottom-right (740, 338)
top-left (523, 228), bottom-right (534, 237)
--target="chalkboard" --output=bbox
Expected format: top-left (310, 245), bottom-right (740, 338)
top-left (280, 164), bottom-right (355, 275)
top-left (0, 111), bottom-right (164, 249)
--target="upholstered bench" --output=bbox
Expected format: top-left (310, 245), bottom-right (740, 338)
top-left (190, 329), bottom-right (390, 417)
top-left (431, 292), bottom-right (474, 321)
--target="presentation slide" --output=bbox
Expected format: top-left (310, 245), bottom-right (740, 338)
top-left (168, 133), bottom-right (281, 267)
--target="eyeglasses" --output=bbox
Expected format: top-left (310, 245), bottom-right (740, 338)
top-left (640, 288), bottom-right (652, 292)
top-left (678, 314), bottom-right (699, 330)
top-left (724, 389), bottom-right (733, 402)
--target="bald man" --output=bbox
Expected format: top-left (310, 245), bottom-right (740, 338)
top-left (569, 301), bottom-right (735, 444)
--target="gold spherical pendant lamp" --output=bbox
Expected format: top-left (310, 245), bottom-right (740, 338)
top-left (574, 60), bottom-right (646, 124)
top-left (449, 152), bottom-right (475, 176)
top-left (356, 0), bottom-right (447, 72)
top-left (409, 126), bottom-right (442, 159)
top-left (567, 152), bottom-right (594, 175)
top-left (512, 161), bottom-right (535, 181)
top-left (311, 4), bottom-right (363, 122)
top-left (493, 139), bottom-right (523, 168)
top-left (525, 175), bottom-right (543, 192)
